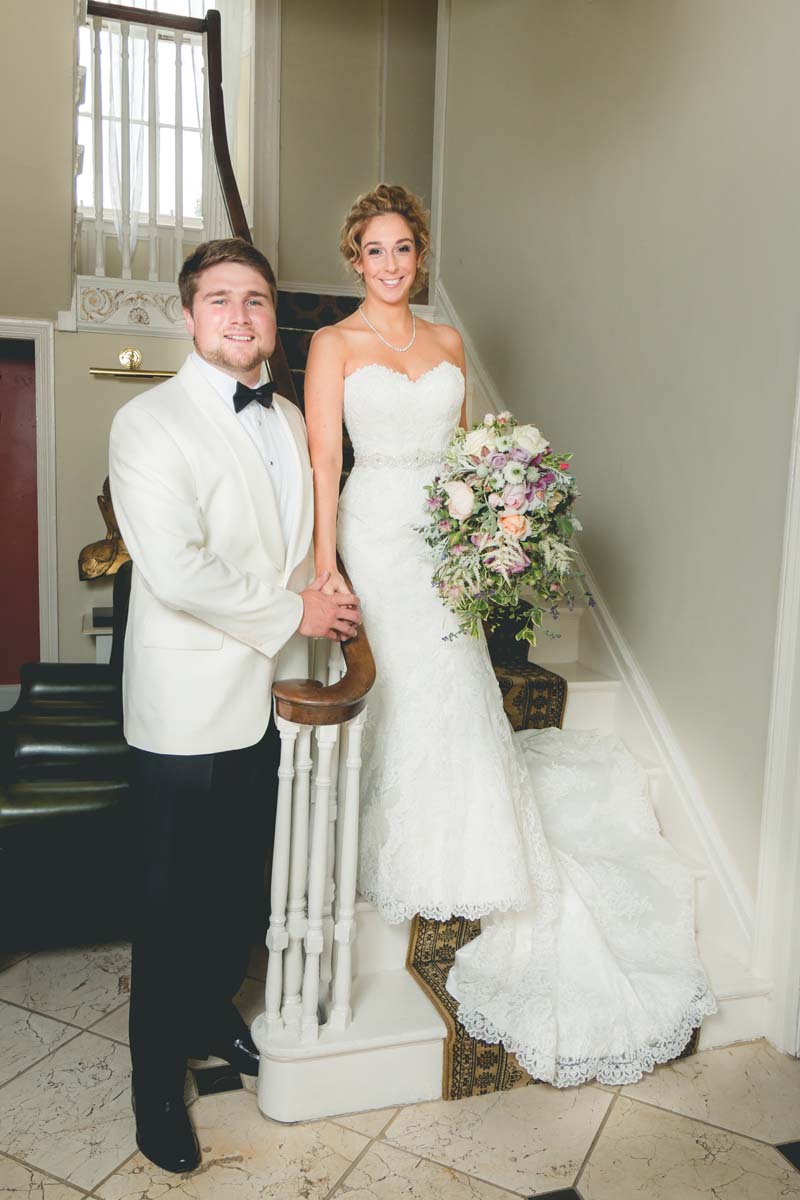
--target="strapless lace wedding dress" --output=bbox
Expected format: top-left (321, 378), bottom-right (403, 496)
top-left (337, 361), bottom-right (715, 1086)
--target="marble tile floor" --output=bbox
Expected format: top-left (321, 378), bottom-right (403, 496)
top-left (2, 943), bottom-right (800, 1199)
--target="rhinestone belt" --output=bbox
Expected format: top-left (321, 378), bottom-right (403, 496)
top-left (353, 451), bottom-right (443, 469)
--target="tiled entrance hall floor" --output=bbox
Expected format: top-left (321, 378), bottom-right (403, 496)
top-left (2, 944), bottom-right (800, 1199)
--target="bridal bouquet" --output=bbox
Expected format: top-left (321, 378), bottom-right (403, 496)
top-left (420, 412), bottom-right (588, 643)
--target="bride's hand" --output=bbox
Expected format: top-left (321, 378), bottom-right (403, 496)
top-left (321, 569), bottom-right (351, 597)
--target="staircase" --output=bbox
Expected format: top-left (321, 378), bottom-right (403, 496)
top-left (250, 291), bottom-right (771, 1123)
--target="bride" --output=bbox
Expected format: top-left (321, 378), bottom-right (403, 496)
top-left (304, 183), bottom-right (715, 1087)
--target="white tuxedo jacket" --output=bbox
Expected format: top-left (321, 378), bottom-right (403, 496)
top-left (108, 355), bottom-right (313, 756)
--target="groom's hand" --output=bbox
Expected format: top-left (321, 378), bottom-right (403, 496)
top-left (299, 572), bottom-right (362, 641)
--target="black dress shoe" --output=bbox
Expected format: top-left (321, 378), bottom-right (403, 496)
top-left (207, 1027), bottom-right (260, 1077)
top-left (133, 1091), bottom-right (200, 1174)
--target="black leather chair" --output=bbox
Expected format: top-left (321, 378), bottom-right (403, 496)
top-left (0, 563), bottom-right (134, 948)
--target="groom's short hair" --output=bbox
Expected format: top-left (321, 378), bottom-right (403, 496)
top-left (179, 238), bottom-right (277, 311)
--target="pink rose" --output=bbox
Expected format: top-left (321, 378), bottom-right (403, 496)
top-left (488, 493), bottom-right (504, 509)
top-left (502, 483), bottom-right (529, 512)
top-left (444, 480), bottom-right (475, 521)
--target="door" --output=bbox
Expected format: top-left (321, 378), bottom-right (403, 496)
top-left (0, 338), bottom-right (39, 682)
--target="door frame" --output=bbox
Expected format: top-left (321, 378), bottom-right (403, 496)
top-left (753, 349), bottom-right (800, 1055)
top-left (0, 317), bottom-right (58, 683)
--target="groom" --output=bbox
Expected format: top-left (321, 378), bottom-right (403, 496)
top-left (109, 238), bottom-right (360, 1174)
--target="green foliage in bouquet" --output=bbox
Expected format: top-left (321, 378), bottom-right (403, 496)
top-left (419, 411), bottom-right (591, 643)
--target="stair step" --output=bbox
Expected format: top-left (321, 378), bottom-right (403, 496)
top-left (544, 661), bottom-right (620, 734)
top-left (696, 941), bottom-right (771, 1049)
top-left (253, 969), bottom-right (446, 1122)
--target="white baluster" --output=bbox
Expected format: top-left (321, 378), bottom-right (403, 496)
top-left (301, 722), bottom-right (338, 1042)
top-left (120, 21), bottom-right (131, 279)
top-left (319, 646), bottom-right (345, 1015)
top-left (263, 716), bottom-right (298, 1031)
top-left (92, 16), bottom-right (105, 276)
top-left (174, 30), bottom-right (184, 276)
top-left (281, 723), bottom-right (312, 1031)
top-left (147, 24), bottom-right (158, 281)
top-left (329, 707), bottom-right (366, 1031)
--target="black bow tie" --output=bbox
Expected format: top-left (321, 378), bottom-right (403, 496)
top-left (233, 380), bottom-right (276, 413)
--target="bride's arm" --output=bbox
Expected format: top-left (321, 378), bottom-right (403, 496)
top-left (305, 327), bottom-right (349, 594)
top-left (435, 324), bottom-right (468, 429)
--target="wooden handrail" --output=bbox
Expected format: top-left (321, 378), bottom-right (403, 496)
top-left (272, 562), bottom-right (376, 725)
top-left (86, 2), bottom-right (206, 34)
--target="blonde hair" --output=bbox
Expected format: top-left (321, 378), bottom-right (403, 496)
top-left (340, 184), bottom-right (430, 295)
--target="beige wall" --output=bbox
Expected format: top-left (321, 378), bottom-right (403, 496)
top-left (0, 1), bottom-right (191, 666)
top-left (278, 0), bottom-right (381, 285)
top-left (441, 0), bottom-right (800, 889)
top-left (0, 0), bottom-right (75, 320)
top-left (384, 0), bottom-right (437, 207)
top-left (55, 332), bottom-right (191, 663)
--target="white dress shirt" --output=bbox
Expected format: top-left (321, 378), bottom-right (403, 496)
top-left (191, 352), bottom-right (297, 550)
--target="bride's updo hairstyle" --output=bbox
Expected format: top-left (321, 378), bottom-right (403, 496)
top-left (340, 183), bottom-right (430, 296)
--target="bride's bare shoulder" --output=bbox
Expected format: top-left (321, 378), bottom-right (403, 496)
top-left (419, 319), bottom-right (464, 366)
top-left (308, 312), bottom-right (364, 358)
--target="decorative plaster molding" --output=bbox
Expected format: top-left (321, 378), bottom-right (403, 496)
top-left (77, 276), bottom-right (190, 338)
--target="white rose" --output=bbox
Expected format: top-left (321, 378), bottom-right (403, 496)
top-left (483, 413), bottom-right (495, 426)
top-left (463, 426), bottom-right (497, 457)
top-left (444, 480), bottom-right (475, 521)
top-left (515, 424), bottom-right (549, 457)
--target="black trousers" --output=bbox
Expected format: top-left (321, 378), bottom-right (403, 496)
top-left (128, 721), bottom-right (279, 1097)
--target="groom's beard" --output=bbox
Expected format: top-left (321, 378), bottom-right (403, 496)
top-left (196, 338), bottom-right (271, 378)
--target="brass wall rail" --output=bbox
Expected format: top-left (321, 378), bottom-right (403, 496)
top-left (90, 368), bottom-right (176, 380)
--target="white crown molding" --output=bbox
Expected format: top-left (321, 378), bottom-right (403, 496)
top-left (0, 318), bottom-right (58, 662)
top-left (752, 348), bottom-right (800, 1053)
top-left (436, 277), bottom-right (755, 947)
top-left (76, 275), bottom-right (190, 339)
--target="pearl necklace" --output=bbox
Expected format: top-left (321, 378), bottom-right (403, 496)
top-left (358, 305), bottom-right (416, 353)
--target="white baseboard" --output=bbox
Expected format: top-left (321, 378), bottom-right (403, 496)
top-left (0, 685), bottom-right (20, 712)
top-left (435, 281), bottom-right (504, 417)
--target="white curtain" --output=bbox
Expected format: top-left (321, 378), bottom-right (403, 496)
top-left (103, 0), bottom-right (247, 256)
top-left (106, 18), bottom-right (147, 253)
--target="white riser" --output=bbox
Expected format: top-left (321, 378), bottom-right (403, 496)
top-left (353, 904), bottom-right (410, 974)
top-left (562, 686), bottom-right (619, 733)
top-left (528, 611), bottom-right (583, 664)
top-left (254, 969), bottom-right (446, 1122)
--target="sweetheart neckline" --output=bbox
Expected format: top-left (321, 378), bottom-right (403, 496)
top-left (343, 360), bottom-right (465, 388)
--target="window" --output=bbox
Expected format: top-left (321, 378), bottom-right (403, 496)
top-left (77, 18), bottom-right (205, 228)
